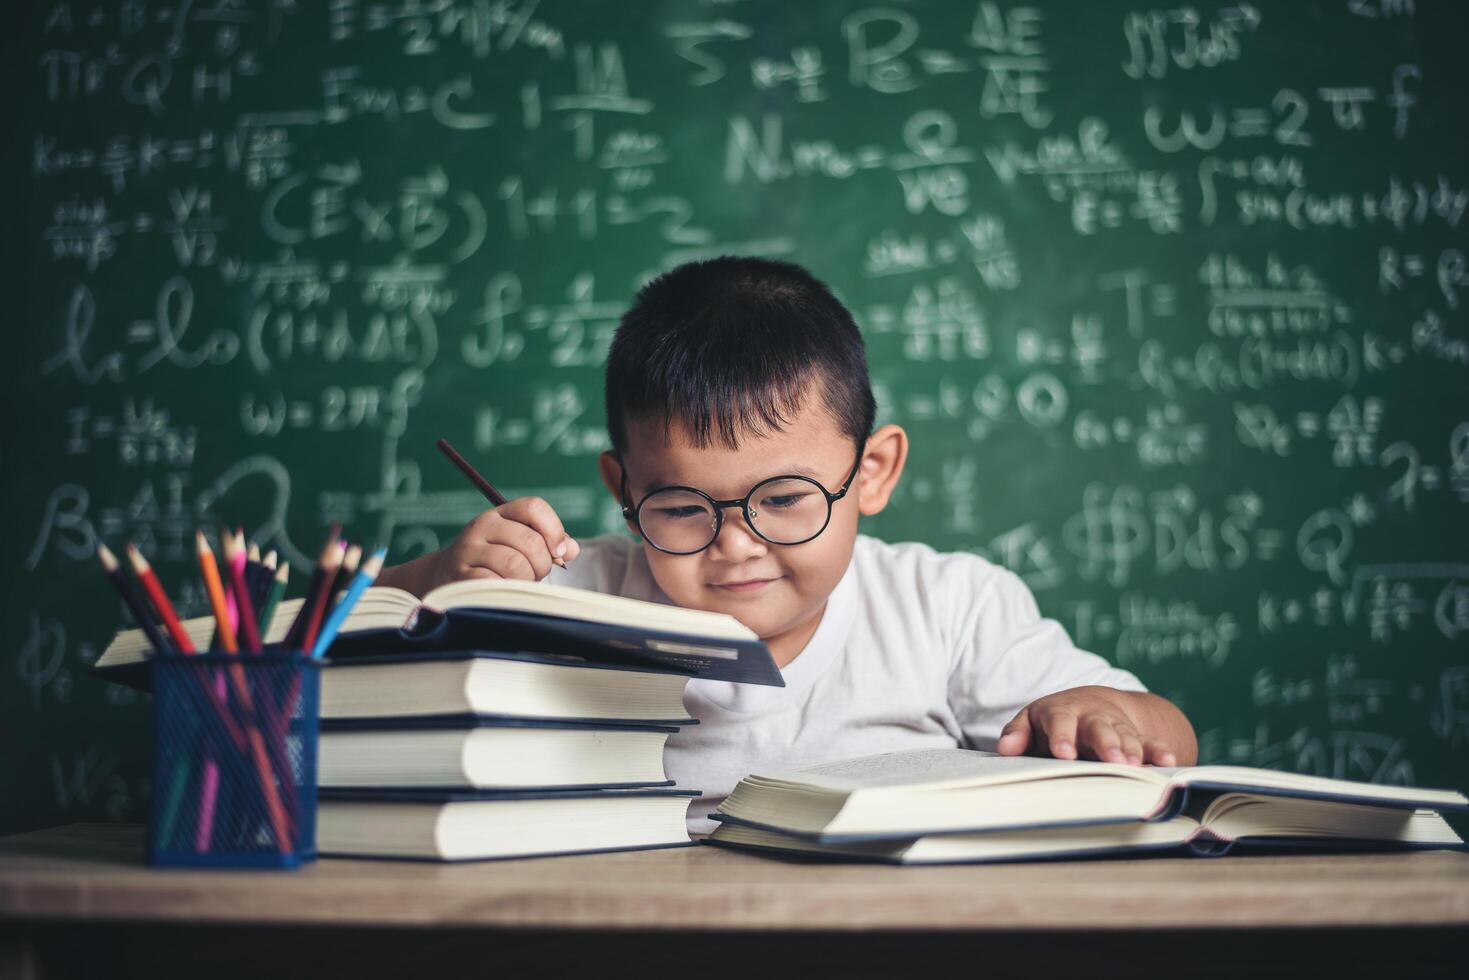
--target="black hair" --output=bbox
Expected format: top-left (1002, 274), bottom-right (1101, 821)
top-left (605, 256), bottom-right (877, 455)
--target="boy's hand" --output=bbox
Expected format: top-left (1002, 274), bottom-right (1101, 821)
top-left (995, 686), bottom-right (1188, 767)
top-left (378, 497), bottom-right (580, 597)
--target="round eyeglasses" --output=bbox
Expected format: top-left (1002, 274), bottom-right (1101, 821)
top-left (620, 450), bottom-right (864, 555)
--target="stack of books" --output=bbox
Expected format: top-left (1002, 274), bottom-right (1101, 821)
top-left (706, 748), bottom-right (1469, 864)
top-left (97, 576), bottom-right (784, 861)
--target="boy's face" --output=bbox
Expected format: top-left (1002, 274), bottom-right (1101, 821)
top-left (603, 397), bottom-right (882, 661)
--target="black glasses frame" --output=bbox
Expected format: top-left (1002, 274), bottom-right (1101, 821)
top-left (619, 449), bottom-right (864, 555)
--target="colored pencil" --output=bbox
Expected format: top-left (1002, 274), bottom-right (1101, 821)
top-left (191, 532), bottom-right (292, 855)
top-left (157, 743), bottom-right (192, 848)
top-left (127, 540), bottom-right (250, 752)
top-left (300, 542), bottom-right (345, 653)
top-left (97, 544), bottom-right (171, 654)
top-left (332, 543), bottom-right (362, 601)
top-left (436, 438), bottom-right (568, 567)
top-left (244, 541), bottom-right (264, 610)
top-left (258, 560), bottom-right (288, 641)
top-left (311, 547), bottom-right (386, 658)
top-left (197, 532), bottom-right (238, 654)
top-left (284, 526), bottom-right (341, 649)
top-left (194, 759), bottom-right (220, 852)
top-left (125, 544), bottom-right (194, 654)
top-left (256, 550), bottom-right (278, 614)
top-left (222, 530), bottom-right (263, 654)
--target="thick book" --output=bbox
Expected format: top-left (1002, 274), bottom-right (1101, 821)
top-left (317, 650), bottom-right (698, 724)
top-left (711, 748), bottom-right (1469, 842)
top-left (92, 576), bottom-right (783, 689)
top-left (318, 716), bottom-right (679, 790)
top-left (708, 794), bottom-right (1465, 864)
top-left (316, 786), bottom-right (700, 861)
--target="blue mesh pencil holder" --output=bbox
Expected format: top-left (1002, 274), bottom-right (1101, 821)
top-left (148, 652), bottom-right (321, 869)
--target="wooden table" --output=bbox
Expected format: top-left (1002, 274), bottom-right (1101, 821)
top-left (2, 823), bottom-right (1467, 978)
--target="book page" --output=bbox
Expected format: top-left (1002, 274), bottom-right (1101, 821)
top-left (421, 576), bottom-right (756, 639)
top-left (1174, 766), bottom-right (1469, 809)
top-left (754, 748), bottom-right (1163, 792)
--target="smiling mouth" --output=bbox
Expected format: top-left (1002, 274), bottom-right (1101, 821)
top-left (710, 577), bottom-right (780, 592)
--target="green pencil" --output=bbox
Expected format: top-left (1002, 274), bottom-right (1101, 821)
top-left (258, 560), bottom-right (289, 643)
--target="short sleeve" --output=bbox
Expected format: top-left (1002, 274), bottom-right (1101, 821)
top-left (947, 565), bottom-right (1147, 751)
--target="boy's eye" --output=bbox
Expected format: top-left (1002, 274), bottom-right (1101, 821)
top-left (761, 493), bottom-right (808, 509)
top-left (652, 505), bottom-right (711, 520)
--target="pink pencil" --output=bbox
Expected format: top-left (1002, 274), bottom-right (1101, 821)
top-left (195, 758), bottom-right (220, 852)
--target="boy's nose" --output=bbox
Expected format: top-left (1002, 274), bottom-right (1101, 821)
top-left (708, 508), bottom-right (769, 562)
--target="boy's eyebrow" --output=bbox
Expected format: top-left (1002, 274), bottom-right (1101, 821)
top-left (639, 462), bottom-right (828, 494)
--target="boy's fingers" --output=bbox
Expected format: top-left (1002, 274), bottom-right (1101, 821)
top-left (1115, 724), bottom-right (1144, 766)
top-left (1080, 715), bottom-right (1125, 764)
top-left (1143, 739), bottom-right (1177, 767)
top-left (996, 711), bottom-right (1032, 755)
top-left (560, 536), bottom-right (582, 563)
top-left (489, 516), bottom-right (554, 579)
top-left (473, 543), bottom-right (539, 582)
top-left (1036, 707), bottom-right (1078, 759)
top-left (501, 497), bottom-right (577, 565)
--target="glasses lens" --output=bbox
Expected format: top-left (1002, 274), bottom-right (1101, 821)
top-left (747, 477), bottom-right (830, 544)
top-left (638, 489), bottom-right (719, 553)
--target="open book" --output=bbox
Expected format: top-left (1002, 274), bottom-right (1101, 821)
top-left (710, 748), bottom-right (1469, 846)
top-left (710, 795), bottom-right (1465, 864)
top-left (93, 577), bottom-right (782, 688)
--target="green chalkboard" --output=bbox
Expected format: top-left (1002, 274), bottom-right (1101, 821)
top-left (5, 0), bottom-right (1468, 834)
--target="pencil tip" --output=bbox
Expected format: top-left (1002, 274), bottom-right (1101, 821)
top-left (97, 542), bottom-right (118, 570)
top-left (124, 542), bottom-right (150, 571)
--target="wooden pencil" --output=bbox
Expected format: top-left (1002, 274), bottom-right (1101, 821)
top-left (196, 531), bottom-right (292, 852)
top-left (98, 543), bottom-right (173, 654)
top-left (331, 543), bottom-right (362, 601)
top-left (125, 544), bottom-right (194, 654)
top-left (436, 438), bottom-right (567, 567)
top-left (126, 542), bottom-right (248, 752)
top-left (283, 526), bottom-right (341, 649)
top-left (221, 530), bottom-right (263, 654)
top-left (195, 531), bottom-right (237, 654)
top-left (258, 560), bottom-right (288, 641)
top-left (300, 543), bottom-right (345, 654)
top-left (311, 547), bottom-right (385, 658)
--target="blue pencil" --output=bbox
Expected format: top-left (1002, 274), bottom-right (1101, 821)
top-left (310, 547), bottom-right (386, 659)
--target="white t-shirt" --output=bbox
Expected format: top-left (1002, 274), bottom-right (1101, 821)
top-left (547, 534), bottom-right (1146, 835)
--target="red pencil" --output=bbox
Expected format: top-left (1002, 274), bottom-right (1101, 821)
top-left (300, 542), bottom-right (345, 653)
top-left (284, 525), bottom-right (341, 649)
top-left (125, 544), bottom-right (195, 654)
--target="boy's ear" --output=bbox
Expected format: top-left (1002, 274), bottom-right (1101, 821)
top-left (597, 451), bottom-right (639, 531)
top-left (856, 424), bottom-right (908, 516)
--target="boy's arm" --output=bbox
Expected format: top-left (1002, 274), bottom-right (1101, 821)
top-left (944, 559), bottom-right (1197, 767)
top-left (995, 686), bottom-right (1198, 767)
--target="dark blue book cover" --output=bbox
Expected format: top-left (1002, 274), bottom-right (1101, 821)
top-left (323, 606), bottom-right (784, 687)
top-left (93, 626), bottom-right (781, 693)
top-left (320, 713), bottom-right (689, 733)
top-left (319, 786), bottom-right (701, 803)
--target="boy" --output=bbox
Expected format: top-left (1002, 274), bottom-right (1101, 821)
top-left (378, 257), bottom-right (1197, 834)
